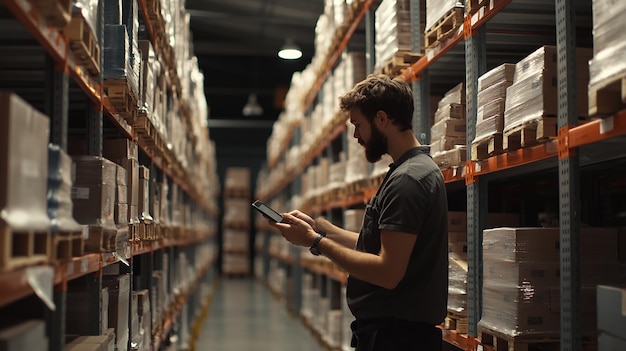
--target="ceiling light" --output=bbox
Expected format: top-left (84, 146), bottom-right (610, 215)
top-left (278, 39), bottom-right (302, 60)
top-left (242, 93), bottom-right (263, 116)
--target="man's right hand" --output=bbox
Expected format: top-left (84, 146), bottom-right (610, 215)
top-left (287, 210), bottom-right (316, 230)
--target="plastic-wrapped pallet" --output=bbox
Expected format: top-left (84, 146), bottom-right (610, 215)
top-left (103, 24), bottom-right (139, 97)
top-left (479, 227), bottom-right (626, 338)
top-left (470, 64), bottom-right (515, 158)
top-left (504, 45), bottom-right (591, 135)
top-left (426, 0), bottom-right (463, 33)
top-left (374, 0), bottom-right (412, 73)
top-left (588, 0), bottom-right (626, 116)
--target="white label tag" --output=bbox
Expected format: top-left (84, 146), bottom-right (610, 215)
top-left (71, 187), bottom-right (90, 199)
top-left (600, 116), bottom-right (614, 134)
top-left (26, 266), bottom-right (55, 311)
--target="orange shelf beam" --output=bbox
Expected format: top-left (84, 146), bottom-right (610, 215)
top-left (568, 110), bottom-right (626, 149)
top-left (473, 140), bottom-right (558, 177)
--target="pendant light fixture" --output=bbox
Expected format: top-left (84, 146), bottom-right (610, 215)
top-left (242, 93), bottom-right (263, 116)
top-left (278, 38), bottom-right (302, 60)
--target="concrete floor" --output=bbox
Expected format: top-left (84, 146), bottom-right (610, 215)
top-left (194, 278), bottom-right (325, 351)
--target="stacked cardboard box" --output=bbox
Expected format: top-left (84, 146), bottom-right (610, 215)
top-left (0, 91), bottom-right (51, 268)
top-left (71, 156), bottom-right (120, 252)
top-left (503, 45), bottom-right (591, 146)
top-left (597, 285), bottom-right (626, 350)
top-left (374, 0), bottom-right (425, 73)
top-left (446, 211), bottom-right (520, 318)
top-left (471, 63), bottom-right (515, 159)
top-left (430, 83), bottom-right (467, 169)
top-left (588, 0), bottom-right (626, 116)
top-left (479, 227), bottom-right (626, 337)
top-left (0, 320), bottom-right (47, 350)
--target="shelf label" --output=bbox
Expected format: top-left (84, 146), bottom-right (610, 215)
top-left (26, 266), bottom-right (55, 311)
top-left (600, 116), bottom-right (614, 134)
top-left (113, 252), bottom-right (130, 267)
top-left (81, 257), bottom-right (89, 273)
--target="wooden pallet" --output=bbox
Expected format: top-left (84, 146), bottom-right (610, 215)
top-left (64, 13), bottom-right (100, 76)
top-left (588, 74), bottom-right (626, 117)
top-left (503, 117), bottom-right (557, 151)
top-left (466, 0), bottom-right (481, 15)
top-left (471, 133), bottom-right (503, 160)
top-left (104, 78), bottom-right (139, 123)
top-left (138, 221), bottom-right (155, 241)
top-left (425, 7), bottom-right (465, 49)
top-left (380, 51), bottom-right (423, 77)
top-left (344, 178), bottom-right (368, 197)
top-left (30, 0), bottom-right (71, 28)
top-left (479, 327), bottom-right (559, 351)
top-left (444, 312), bottom-right (468, 334)
top-left (51, 229), bottom-right (84, 263)
top-left (0, 223), bottom-right (50, 271)
top-left (84, 225), bottom-right (119, 253)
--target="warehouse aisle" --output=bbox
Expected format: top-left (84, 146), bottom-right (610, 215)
top-left (195, 278), bottom-right (326, 351)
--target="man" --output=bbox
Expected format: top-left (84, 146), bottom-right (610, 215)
top-left (272, 74), bottom-right (448, 350)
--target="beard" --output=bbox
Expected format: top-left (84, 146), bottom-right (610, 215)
top-left (362, 124), bottom-right (387, 163)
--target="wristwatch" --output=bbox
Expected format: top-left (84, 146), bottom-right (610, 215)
top-left (309, 231), bottom-right (326, 256)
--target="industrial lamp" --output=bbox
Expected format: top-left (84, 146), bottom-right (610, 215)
top-left (242, 93), bottom-right (263, 116)
top-left (278, 38), bottom-right (302, 60)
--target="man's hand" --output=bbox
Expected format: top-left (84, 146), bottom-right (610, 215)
top-left (287, 210), bottom-right (316, 230)
top-left (271, 213), bottom-right (318, 247)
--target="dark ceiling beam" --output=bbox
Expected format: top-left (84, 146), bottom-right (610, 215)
top-left (208, 119), bottom-right (274, 128)
top-left (187, 9), bottom-right (317, 26)
top-left (192, 40), bottom-right (313, 57)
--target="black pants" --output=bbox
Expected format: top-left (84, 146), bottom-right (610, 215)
top-left (350, 318), bottom-right (442, 351)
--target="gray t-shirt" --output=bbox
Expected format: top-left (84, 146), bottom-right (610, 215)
top-left (346, 146), bottom-right (449, 325)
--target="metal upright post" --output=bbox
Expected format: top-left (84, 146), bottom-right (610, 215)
top-left (465, 25), bottom-right (487, 337)
top-left (88, 0), bottom-right (104, 157)
top-left (45, 55), bottom-right (68, 151)
top-left (410, 0), bottom-right (429, 144)
top-left (556, 0), bottom-right (580, 350)
top-left (46, 286), bottom-right (66, 351)
top-left (365, 4), bottom-right (376, 74)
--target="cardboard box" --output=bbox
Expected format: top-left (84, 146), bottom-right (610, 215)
top-left (119, 158), bottom-right (139, 222)
top-left (102, 274), bottom-right (130, 351)
top-left (0, 91), bottom-right (50, 231)
top-left (0, 320), bottom-right (47, 351)
top-left (597, 285), bottom-right (626, 340)
top-left (480, 285), bottom-right (560, 337)
top-left (103, 139), bottom-right (138, 162)
top-left (430, 117), bottom-right (466, 140)
top-left (484, 261), bottom-right (560, 287)
top-left (478, 63), bottom-right (516, 91)
top-left (483, 227), bottom-right (560, 262)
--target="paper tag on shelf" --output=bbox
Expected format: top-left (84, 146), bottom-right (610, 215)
top-left (475, 162), bottom-right (482, 173)
top-left (477, 345), bottom-right (484, 351)
top-left (600, 116), bottom-right (614, 134)
top-left (490, 0), bottom-right (495, 10)
top-left (81, 257), bottom-right (88, 273)
top-left (113, 252), bottom-right (130, 267)
top-left (26, 266), bottom-right (55, 311)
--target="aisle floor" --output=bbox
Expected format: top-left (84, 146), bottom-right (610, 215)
top-left (195, 278), bottom-right (326, 351)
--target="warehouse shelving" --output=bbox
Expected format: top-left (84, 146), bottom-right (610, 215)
top-left (256, 0), bottom-right (626, 350)
top-left (0, 0), bottom-right (219, 350)
top-left (2, 0), bottom-right (217, 217)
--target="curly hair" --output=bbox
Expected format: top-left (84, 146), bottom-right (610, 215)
top-left (339, 74), bottom-right (414, 131)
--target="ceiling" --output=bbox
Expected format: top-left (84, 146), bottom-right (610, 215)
top-left (185, 0), bottom-right (329, 156)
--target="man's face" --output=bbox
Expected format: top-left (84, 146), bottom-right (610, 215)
top-left (350, 109), bottom-right (387, 163)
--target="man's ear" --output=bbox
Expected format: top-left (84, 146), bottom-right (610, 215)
top-left (376, 110), bottom-right (389, 127)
